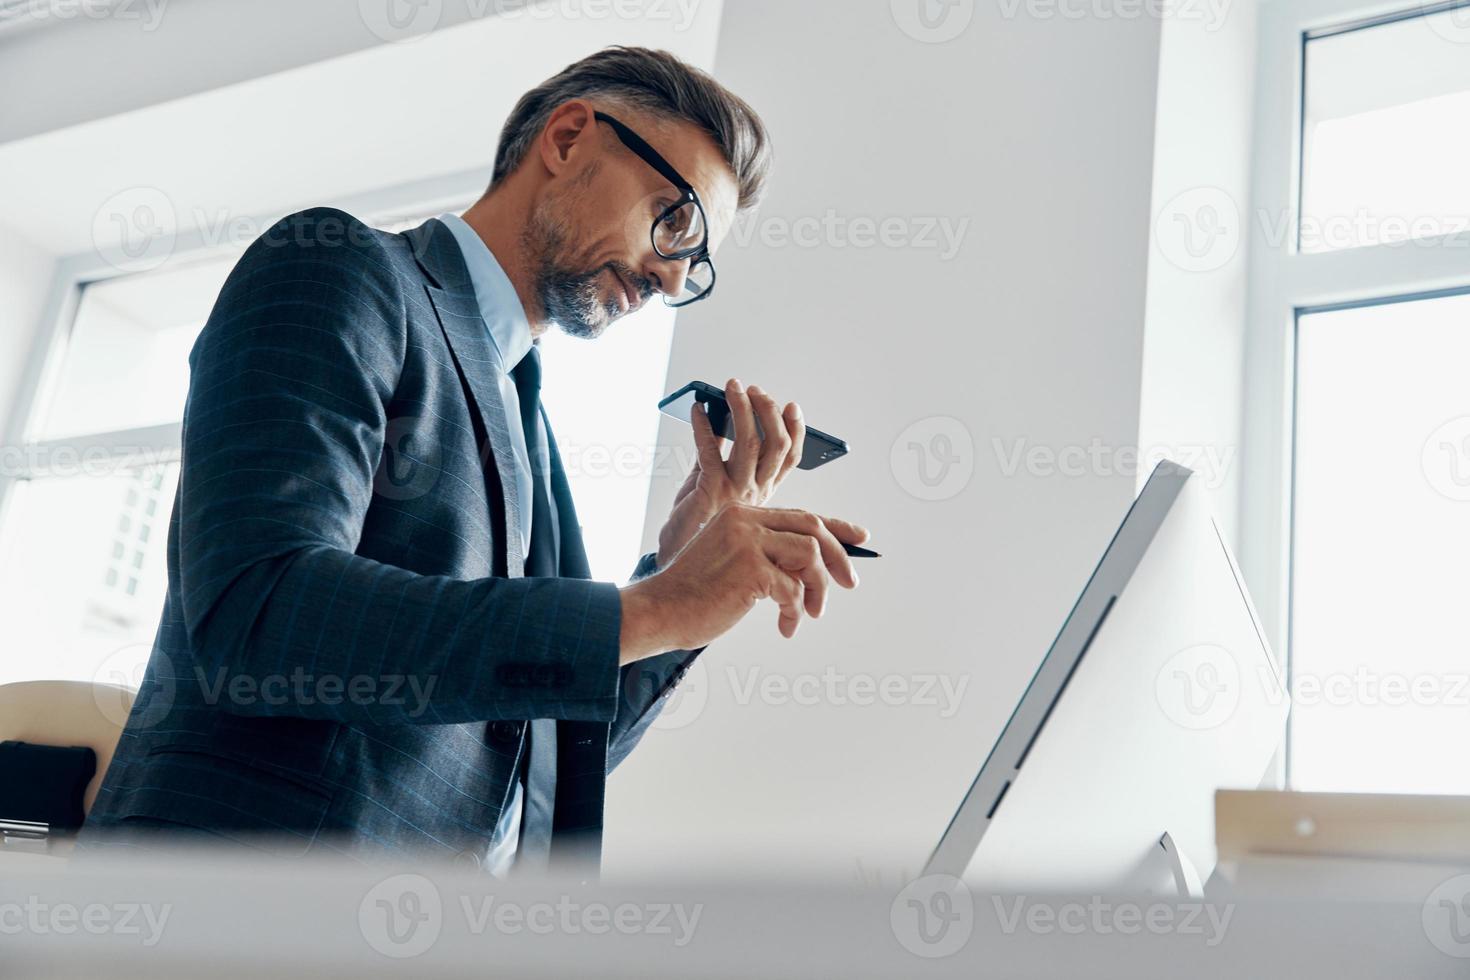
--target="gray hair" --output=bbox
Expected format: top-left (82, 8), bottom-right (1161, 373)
top-left (490, 46), bottom-right (771, 211)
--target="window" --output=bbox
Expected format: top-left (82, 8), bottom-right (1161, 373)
top-left (0, 210), bottom-right (677, 689)
top-left (540, 309), bottom-right (676, 582)
top-left (1247, 0), bottom-right (1470, 792)
top-left (1293, 291), bottom-right (1470, 793)
top-left (1300, 7), bottom-right (1470, 252)
top-left (0, 251), bottom-right (233, 691)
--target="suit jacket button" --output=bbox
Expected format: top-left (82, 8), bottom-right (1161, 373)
top-left (490, 721), bottom-right (520, 741)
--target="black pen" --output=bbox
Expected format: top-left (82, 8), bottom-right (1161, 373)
top-left (843, 543), bottom-right (881, 558)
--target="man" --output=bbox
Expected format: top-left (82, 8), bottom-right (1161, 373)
top-left (80, 46), bottom-right (867, 877)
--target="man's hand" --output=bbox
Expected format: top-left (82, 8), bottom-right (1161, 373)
top-left (619, 503), bottom-right (868, 665)
top-left (655, 378), bottom-right (806, 568)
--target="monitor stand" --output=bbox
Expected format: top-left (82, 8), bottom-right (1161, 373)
top-left (1158, 832), bottom-right (1204, 898)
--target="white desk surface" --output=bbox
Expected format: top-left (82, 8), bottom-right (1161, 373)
top-left (3, 848), bottom-right (1467, 978)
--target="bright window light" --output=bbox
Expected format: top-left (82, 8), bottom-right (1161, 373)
top-left (1300, 10), bottom-right (1470, 253)
top-left (0, 464), bottom-right (179, 691)
top-left (1292, 291), bottom-right (1470, 793)
top-left (36, 253), bottom-right (235, 441)
top-left (538, 305), bottom-right (677, 582)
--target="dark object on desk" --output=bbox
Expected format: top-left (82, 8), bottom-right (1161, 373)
top-left (659, 381), bottom-right (850, 470)
top-left (0, 740), bottom-right (96, 831)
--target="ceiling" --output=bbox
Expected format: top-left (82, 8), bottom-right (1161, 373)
top-left (0, 0), bottom-right (723, 259)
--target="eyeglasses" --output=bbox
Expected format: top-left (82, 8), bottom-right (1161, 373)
top-left (594, 111), bottom-right (716, 308)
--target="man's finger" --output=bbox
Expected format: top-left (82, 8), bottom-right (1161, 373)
top-left (817, 514), bottom-right (870, 547)
top-left (776, 402), bottom-right (806, 483)
top-left (690, 402), bottom-right (727, 475)
top-left (762, 564), bottom-right (806, 638)
top-left (761, 529), bottom-right (829, 618)
top-left (757, 508), bottom-right (859, 590)
top-left (725, 378), bottom-right (759, 485)
top-left (748, 385), bottom-right (791, 487)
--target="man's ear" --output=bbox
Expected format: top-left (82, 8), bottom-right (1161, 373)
top-left (537, 99), bottom-right (599, 178)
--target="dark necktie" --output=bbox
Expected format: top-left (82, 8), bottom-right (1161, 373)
top-left (511, 345), bottom-right (559, 577)
top-left (510, 344), bottom-right (558, 872)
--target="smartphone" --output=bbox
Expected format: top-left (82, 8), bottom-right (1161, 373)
top-left (658, 381), bottom-right (849, 470)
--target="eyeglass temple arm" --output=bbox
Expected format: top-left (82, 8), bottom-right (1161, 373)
top-left (593, 111), bottom-right (696, 196)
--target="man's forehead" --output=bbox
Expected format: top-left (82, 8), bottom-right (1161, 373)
top-left (621, 111), bottom-right (740, 238)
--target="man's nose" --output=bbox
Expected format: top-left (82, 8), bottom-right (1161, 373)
top-left (646, 253), bottom-right (691, 301)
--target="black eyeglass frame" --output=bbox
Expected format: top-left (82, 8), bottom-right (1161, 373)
top-left (594, 110), bottom-right (716, 308)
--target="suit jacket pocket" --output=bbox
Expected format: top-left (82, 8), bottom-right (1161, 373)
top-left (210, 712), bottom-right (340, 777)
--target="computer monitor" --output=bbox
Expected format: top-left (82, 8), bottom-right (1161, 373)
top-left (924, 461), bottom-right (1290, 894)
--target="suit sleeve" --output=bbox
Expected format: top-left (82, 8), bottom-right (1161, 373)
top-left (606, 551), bottom-right (706, 772)
top-left (176, 209), bottom-right (623, 726)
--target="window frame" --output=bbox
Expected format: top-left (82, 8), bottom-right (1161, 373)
top-left (0, 176), bottom-right (482, 538)
top-left (1242, 0), bottom-right (1470, 785)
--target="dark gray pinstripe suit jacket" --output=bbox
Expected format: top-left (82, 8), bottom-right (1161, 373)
top-left (80, 208), bottom-right (700, 870)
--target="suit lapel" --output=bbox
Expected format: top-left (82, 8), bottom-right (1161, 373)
top-left (407, 217), bottom-right (609, 876)
top-left (406, 218), bottom-right (525, 579)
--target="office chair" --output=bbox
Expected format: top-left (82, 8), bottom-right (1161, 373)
top-left (0, 679), bottom-right (135, 858)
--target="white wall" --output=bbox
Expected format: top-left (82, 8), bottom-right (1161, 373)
top-left (1136, 0), bottom-right (1259, 546)
top-left (0, 225), bottom-right (55, 439)
top-left (607, 0), bottom-right (1165, 881)
top-left (0, 223), bottom-right (56, 578)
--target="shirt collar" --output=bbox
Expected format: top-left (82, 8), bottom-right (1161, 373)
top-left (437, 212), bottom-right (534, 375)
